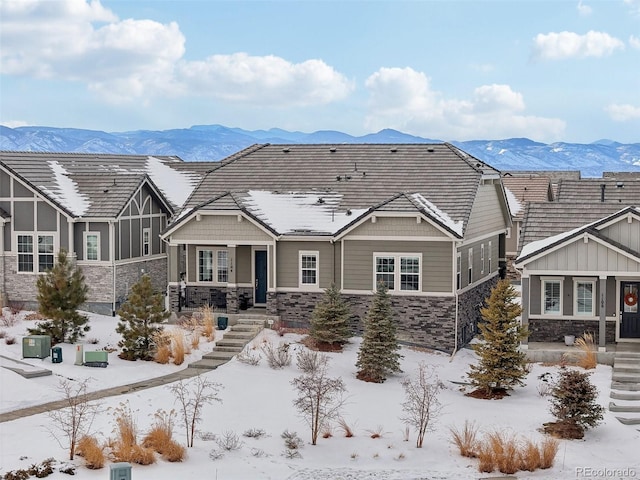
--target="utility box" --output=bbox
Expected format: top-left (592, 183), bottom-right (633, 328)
top-left (83, 351), bottom-right (108, 367)
top-left (109, 462), bottom-right (132, 480)
top-left (22, 335), bottom-right (51, 359)
top-left (217, 315), bottom-right (228, 330)
top-left (51, 346), bottom-right (62, 363)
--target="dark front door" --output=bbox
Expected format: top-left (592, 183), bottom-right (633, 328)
top-left (254, 250), bottom-right (267, 305)
top-left (621, 282), bottom-right (640, 338)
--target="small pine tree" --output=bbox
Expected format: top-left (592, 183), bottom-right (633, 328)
top-left (467, 279), bottom-right (528, 397)
top-left (309, 283), bottom-right (351, 348)
top-left (28, 249), bottom-right (89, 344)
top-left (545, 368), bottom-right (604, 438)
top-left (116, 275), bottom-right (169, 361)
top-left (356, 282), bottom-right (402, 383)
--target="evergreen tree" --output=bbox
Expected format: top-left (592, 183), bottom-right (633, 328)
top-left (356, 282), bottom-right (402, 383)
top-left (467, 279), bottom-right (528, 397)
top-left (28, 249), bottom-right (89, 344)
top-left (545, 368), bottom-right (604, 438)
top-left (309, 283), bottom-right (352, 348)
top-left (116, 274), bottom-right (169, 361)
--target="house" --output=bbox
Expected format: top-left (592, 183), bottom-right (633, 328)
top-left (555, 177), bottom-right (640, 204)
top-left (501, 174), bottom-right (554, 280)
top-left (0, 152), bottom-right (211, 315)
top-left (160, 143), bottom-right (512, 352)
top-left (515, 202), bottom-right (640, 349)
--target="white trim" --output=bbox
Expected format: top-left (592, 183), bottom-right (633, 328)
top-left (83, 231), bottom-right (101, 261)
top-left (342, 234), bottom-right (452, 242)
top-left (195, 247), bottom-right (229, 285)
top-left (162, 209), bottom-right (278, 241)
top-left (456, 271), bottom-right (499, 295)
top-left (541, 277), bottom-right (564, 316)
top-left (529, 315), bottom-right (616, 322)
top-left (335, 211), bottom-right (459, 241)
top-left (573, 278), bottom-right (596, 316)
top-left (339, 288), bottom-right (455, 297)
top-left (373, 252), bottom-right (422, 293)
top-left (15, 232), bottom-right (58, 274)
top-left (142, 227), bottom-right (151, 256)
top-left (460, 229), bottom-right (505, 246)
top-left (299, 250), bottom-right (319, 289)
top-left (480, 243), bottom-right (485, 275)
top-left (467, 248), bottom-right (473, 285)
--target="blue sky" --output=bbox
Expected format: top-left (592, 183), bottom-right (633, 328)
top-left (1, 0), bottom-right (639, 143)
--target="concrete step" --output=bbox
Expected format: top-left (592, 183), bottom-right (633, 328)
top-left (611, 382), bottom-right (640, 391)
top-left (615, 352), bottom-right (640, 360)
top-left (611, 391), bottom-right (640, 401)
top-left (187, 359), bottom-right (227, 370)
top-left (223, 331), bottom-right (258, 341)
top-left (612, 374), bottom-right (640, 383)
top-left (236, 319), bottom-right (267, 327)
top-left (216, 338), bottom-right (250, 348)
top-left (231, 324), bottom-right (262, 333)
top-left (609, 402), bottom-right (640, 413)
top-left (614, 365), bottom-right (640, 374)
top-left (203, 350), bottom-right (237, 361)
top-left (214, 345), bottom-right (244, 353)
top-left (615, 416), bottom-right (640, 425)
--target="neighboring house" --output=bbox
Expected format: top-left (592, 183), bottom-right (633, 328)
top-left (555, 178), bottom-right (640, 204)
top-left (501, 174), bottom-right (554, 280)
top-left (507, 170), bottom-right (580, 199)
top-left (0, 152), bottom-right (210, 315)
top-left (515, 203), bottom-right (640, 349)
top-left (161, 143), bottom-right (512, 352)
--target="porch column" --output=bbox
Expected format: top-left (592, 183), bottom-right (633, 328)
top-left (226, 246), bottom-right (238, 313)
top-left (520, 275), bottom-right (529, 348)
top-left (599, 276), bottom-right (607, 351)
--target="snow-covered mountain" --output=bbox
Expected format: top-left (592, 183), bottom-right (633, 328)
top-left (1, 124), bottom-right (639, 177)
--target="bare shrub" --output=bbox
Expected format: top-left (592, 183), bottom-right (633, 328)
top-left (0, 330), bottom-right (6, 339)
top-left (237, 349), bottom-right (261, 366)
top-left (209, 448), bottom-right (225, 461)
top-left (191, 333), bottom-right (200, 350)
top-left (321, 424), bottom-right (333, 439)
top-left (5, 335), bottom-right (16, 345)
top-left (281, 430), bottom-right (304, 450)
top-left (201, 305), bottom-right (215, 340)
top-left (296, 349), bottom-right (329, 374)
top-left (537, 372), bottom-right (554, 397)
top-left (539, 437), bottom-right (559, 469)
top-left (400, 362), bottom-right (443, 448)
top-left (449, 420), bottom-right (479, 458)
top-left (0, 311), bottom-right (18, 327)
top-left (261, 340), bottom-right (292, 369)
top-left (243, 428), bottom-right (266, 439)
top-left (337, 417), bottom-right (354, 438)
top-left (76, 435), bottom-right (106, 469)
top-left (8, 301), bottom-right (24, 315)
top-left (283, 449), bottom-right (302, 459)
top-left (216, 431), bottom-right (243, 451)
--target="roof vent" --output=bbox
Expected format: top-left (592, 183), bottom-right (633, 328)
top-left (317, 197), bottom-right (325, 204)
top-left (617, 182), bottom-right (624, 188)
top-left (330, 147), bottom-right (337, 153)
top-left (336, 175), bottom-right (342, 182)
top-left (427, 147), bottom-right (435, 152)
top-left (346, 209), bottom-right (352, 216)
top-left (283, 148), bottom-right (290, 153)
top-left (390, 147), bottom-right (398, 153)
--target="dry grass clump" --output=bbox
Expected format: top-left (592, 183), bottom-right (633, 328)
top-left (153, 331), bottom-right (172, 364)
top-left (142, 410), bottom-right (185, 462)
top-left (539, 437), bottom-right (559, 469)
top-left (171, 330), bottom-right (190, 366)
top-left (575, 332), bottom-right (597, 369)
top-left (337, 417), bottom-right (355, 438)
top-left (191, 333), bottom-right (201, 350)
top-left (201, 305), bottom-right (215, 340)
top-left (449, 420), bottom-right (478, 458)
top-left (487, 431), bottom-right (519, 474)
top-left (518, 439), bottom-right (542, 471)
top-left (110, 402), bottom-right (156, 465)
top-left (76, 435), bottom-right (106, 469)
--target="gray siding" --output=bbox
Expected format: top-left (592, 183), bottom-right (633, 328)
top-left (37, 202), bottom-right (57, 231)
top-left (465, 183), bottom-right (508, 239)
top-left (276, 241), bottom-right (336, 288)
top-left (0, 170), bottom-right (10, 196)
top-left (13, 182), bottom-right (33, 198)
top-left (14, 202), bottom-right (33, 231)
top-left (599, 217), bottom-right (640, 252)
top-left (343, 239), bottom-right (452, 292)
top-left (459, 236), bottom-right (499, 288)
top-left (237, 245), bottom-right (251, 283)
top-left (60, 215), bottom-right (69, 251)
top-left (528, 275), bottom-right (616, 317)
top-left (171, 214), bottom-right (272, 243)
top-left (347, 216), bottom-right (448, 238)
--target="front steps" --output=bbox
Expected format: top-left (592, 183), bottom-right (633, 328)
top-left (187, 318), bottom-right (267, 370)
top-left (609, 343), bottom-right (640, 427)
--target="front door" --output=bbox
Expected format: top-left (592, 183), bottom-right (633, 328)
top-left (254, 250), bottom-right (267, 305)
top-left (621, 282), bottom-right (640, 338)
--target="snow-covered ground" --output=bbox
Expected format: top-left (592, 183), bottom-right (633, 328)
top-left (0, 309), bottom-right (638, 479)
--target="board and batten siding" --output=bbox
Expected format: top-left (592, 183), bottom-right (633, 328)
top-left (528, 275), bottom-right (616, 317)
top-left (598, 216), bottom-right (640, 252)
top-left (465, 183), bottom-right (508, 239)
top-left (276, 241), bottom-right (336, 288)
top-left (346, 215), bottom-right (448, 238)
top-left (343, 240), bottom-right (453, 292)
top-left (74, 222), bottom-right (110, 261)
top-left (170, 214), bottom-right (272, 243)
top-left (524, 237), bottom-right (640, 273)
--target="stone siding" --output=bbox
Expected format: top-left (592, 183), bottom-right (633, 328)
top-left (457, 277), bottom-right (499, 346)
top-left (528, 318), bottom-right (616, 344)
top-left (114, 257), bottom-right (167, 305)
top-left (505, 254), bottom-right (520, 282)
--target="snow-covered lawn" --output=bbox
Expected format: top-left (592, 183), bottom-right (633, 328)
top-left (0, 310), bottom-right (639, 479)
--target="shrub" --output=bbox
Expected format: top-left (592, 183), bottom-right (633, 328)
top-left (366, 425), bottom-right (385, 439)
top-left (201, 305), bottom-right (215, 341)
top-left (110, 401), bottom-right (156, 465)
top-left (575, 332), bottom-right (597, 370)
top-left (281, 430), bottom-right (304, 450)
top-left (216, 431), bottom-right (243, 451)
top-left (4, 335), bottom-right (16, 345)
top-left (296, 349), bottom-right (329, 374)
top-left (142, 409), bottom-right (184, 461)
top-left (243, 428), bottom-right (266, 439)
top-left (237, 349), bottom-right (261, 366)
top-left (261, 340), bottom-right (292, 369)
top-left (0, 311), bottom-right (18, 327)
top-left (76, 435), bottom-right (106, 469)
top-left (191, 333), bottom-right (200, 350)
top-left (518, 439), bottom-right (541, 472)
top-left (337, 417), bottom-right (354, 438)
top-left (0, 330), bottom-right (6, 339)
top-left (539, 437), bottom-right (559, 469)
top-left (171, 330), bottom-right (188, 365)
top-left (449, 420), bottom-right (479, 458)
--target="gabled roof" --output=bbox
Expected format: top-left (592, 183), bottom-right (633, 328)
top-left (0, 152), bottom-right (211, 217)
top-left (501, 175), bottom-right (554, 221)
top-left (178, 143), bottom-right (500, 237)
top-left (555, 178), bottom-right (640, 204)
top-left (516, 205), bottom-right (640, 264)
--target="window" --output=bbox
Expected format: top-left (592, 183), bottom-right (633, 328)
top-left (37, 235), bottom-right (54, 272)
top-left (197, 248), bottom-right (229, 284)
top-left (575, 280), bottom-right (595, 316)
top-left (84, 232), bottom-right (99, 261)
top-left (488, 241), bottom-right (492, 273)
top-left (17, 235), bottom-right (33, 272)
top-left (456, 252), bottom-right (461, 290)
top-left (374, 254), bottom-right (421, 292)
top-left (480, 244), bottom-right (485, 275)
top-left (468, 248), bottom-right (473, 285)
top-left (299, 251), bottom-right (319, 287)
top-left (143, 228), bottom-right (151, 256)
top-left (543, 279), bottom-right (562, 314)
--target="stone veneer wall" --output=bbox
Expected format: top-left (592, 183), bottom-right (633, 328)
top-left (505, 255), bottom-right (520, 282)
top-left (114, 257), bottom-right (167, 311)
top-left (457, 277), bottom-right (499, 346)
top-left (528, 318), bottom-right (616, 344)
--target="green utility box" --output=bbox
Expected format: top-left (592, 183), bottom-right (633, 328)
top-left (109, 462), bottom-right (132, 480)
top-left (51, 346), bottom-right (62, 363)
top-left (22, 335), bottom-right (51, 359)
top-left (217, 315), bottom-right (228, 330)
top-left (83, 351), bottom-right (108, 367)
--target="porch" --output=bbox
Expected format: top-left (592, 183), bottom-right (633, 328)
top-left (523, 341), bottom-right (618, 366)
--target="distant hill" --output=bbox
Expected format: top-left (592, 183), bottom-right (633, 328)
top-left (1, 124), bottom-right (639, 177)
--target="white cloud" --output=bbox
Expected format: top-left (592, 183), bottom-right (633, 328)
top-left (176, 53), bottom-right (353, 106)
top-left (605, 104), bottom-right (640, 121)
top-left (0, 0), bottom-right (352, 106)
top-left (577, 1), bottom-right (592, 16)
top-left (363, 67), bottom-right (565, 142)
top-left (630, 35), bottom-right (640, 50)
top-left (532, 31), bottom-right (624, 60)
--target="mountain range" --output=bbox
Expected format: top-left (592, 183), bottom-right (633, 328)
top-left (1, 124), bottom-right (639, 177)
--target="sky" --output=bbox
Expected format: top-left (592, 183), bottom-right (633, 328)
top-left (0, 0), bottom-right (639, 144)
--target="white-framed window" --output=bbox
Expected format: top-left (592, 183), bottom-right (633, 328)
top-left (542, 277), bottom-right (563, 314)
top-left (17, 234), bottom-right (34, 272)
top-left (17, 234), bottom-right (55, 273)
top-left (84, 232), bottom-right (100, 261)
top-left (37, 235), bottom-right (54, 272)
top-left (468, 248), bottom-right (473, 285)
top-left (299, 251), bottom-right (319, 288)
top-left (197, 248), bottom-right (228, 284)
top-left (574, 279), bottom-right (595, 316)
top-left (456, 252), bottom-right (461, 290)
top-left (480, 244), bottom-right (485, 275)
top-left (374, 253), bottom-right (421, 292)
top-left (143, 228), bottom-right (151, 256)
top-left (488, 241), bottom-right (492, 273)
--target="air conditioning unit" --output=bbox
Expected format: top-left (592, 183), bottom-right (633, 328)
top-left (22, 335), bottom-right (51, 359)
top-left (110, 462), bottom-right (131, 480)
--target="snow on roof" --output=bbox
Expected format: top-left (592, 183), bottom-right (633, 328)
top-left (145, 156), bottom-right (199, 208)
top-left (241, 190), bottom-right (368, 234)
top-left (504, 187), bottom-right (522, 217)
top-left (410, 193), bottom-right (463, 236)
top-left (40, 161), bottom-right (90, 216)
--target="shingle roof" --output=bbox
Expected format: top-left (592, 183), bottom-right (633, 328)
top-left (502, 175), bottom-right (554, 221)
top-left (0, 151), bottom-right (210, 217)
top-left (555, 178), bottom-right (640, 204)
top-left (181, 143), bottom-right (499, 237)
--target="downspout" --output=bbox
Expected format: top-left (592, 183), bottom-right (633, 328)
top-left (110, 220), bottom-right (117, 316)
